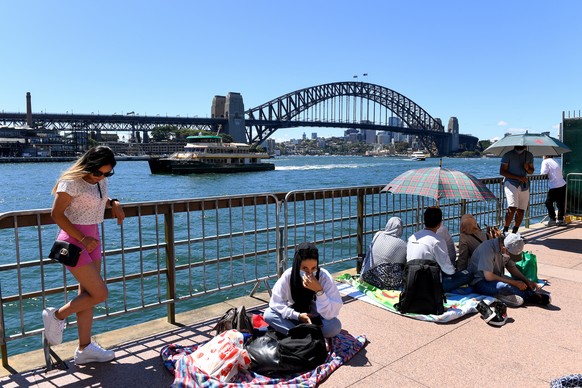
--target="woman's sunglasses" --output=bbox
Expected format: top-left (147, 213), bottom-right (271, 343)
top-left (90, 169), bottom-right (115, 178)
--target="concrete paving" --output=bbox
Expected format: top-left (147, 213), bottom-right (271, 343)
top-left (1, 222), bottom-right (581, 387)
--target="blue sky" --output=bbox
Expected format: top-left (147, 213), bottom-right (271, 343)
top-left (1, 1), bottom-right (580, 142)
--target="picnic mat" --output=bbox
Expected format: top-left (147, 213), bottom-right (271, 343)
top-left (161, 331), bottom-right (366, 387)
top-left (336, 273), bottom-right (496, 323)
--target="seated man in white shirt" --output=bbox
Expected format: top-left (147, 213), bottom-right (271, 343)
top-left (407, 207), bottom-right (472, 292)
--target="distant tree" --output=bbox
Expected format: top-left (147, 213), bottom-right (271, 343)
top-left (456, 150), bottom-right (481, 158)
top-left (478, 140), bottom-right (491, 152)
top-left (394, 142), bottom-right (409, 153)
top-left (151, 125), bottom-right (177, 142)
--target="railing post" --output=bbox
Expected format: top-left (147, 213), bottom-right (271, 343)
top-left (163, 205), bottom-right (176, 324)
top-left (357, 189), bottom-right (365, 265)
top-left (0, 282), bottom-right (7, 369)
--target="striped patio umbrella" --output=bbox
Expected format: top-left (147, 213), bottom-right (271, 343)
top-left (382, 167), bottom-right (497, 201)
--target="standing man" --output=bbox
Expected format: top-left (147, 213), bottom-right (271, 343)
top-left (500, 145), bottom-right (534, 234)
top-left (407, 206), bottom-right (472, 292)
top-left (540, 155), bottom-right (567, 226)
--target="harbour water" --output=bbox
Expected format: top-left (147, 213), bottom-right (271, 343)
top-left (0, 155), bottom-right (546, 355)
top-left (0, 156), bottom-right (544, 214)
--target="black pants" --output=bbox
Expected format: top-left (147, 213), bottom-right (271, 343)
top-left (545, 184), bottom-right (566, 220)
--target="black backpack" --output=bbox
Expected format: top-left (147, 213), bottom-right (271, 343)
top-left (395, 259), bottom-right (446, 315)
top-left (246, 323), bottom-right (327, 376)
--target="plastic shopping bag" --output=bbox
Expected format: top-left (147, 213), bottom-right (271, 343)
top-left (515, 251), bottom-right (538, 282)
top-left (186, 329), bottom-right (251, 383)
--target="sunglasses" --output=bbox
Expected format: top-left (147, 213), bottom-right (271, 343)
top-left (91, 168), bottom-right (115, 178)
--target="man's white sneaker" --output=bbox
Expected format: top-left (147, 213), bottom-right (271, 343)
top-left (42, 307), bottom-right (65, 346)
top-left (495, 294), bottom-right (524, 307)
top-left (544, 219), bottom-right (557, 227)
top-left (74, 342), bottom-right (115, 364)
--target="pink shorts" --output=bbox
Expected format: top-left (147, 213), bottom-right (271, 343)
top-left (57, 224), bottom-right (102, 268)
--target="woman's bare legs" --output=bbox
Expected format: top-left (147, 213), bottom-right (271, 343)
top-left (54, 260), bottom-right (107, 349)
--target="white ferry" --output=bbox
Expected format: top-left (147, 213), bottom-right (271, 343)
top-left (410, 151), bottom-right (427, 161)
top-left (148, 135), bottom-right (275, 174)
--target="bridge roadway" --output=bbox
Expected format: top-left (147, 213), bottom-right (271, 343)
top-left (0, 111), bottom-right (478, 155)
top-left (0, 221), bottom-right (580, 387)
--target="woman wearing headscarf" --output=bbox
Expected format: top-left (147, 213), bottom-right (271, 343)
top-left (456, 214), bottom-right (488, 271)
top-left (360, 217), bottom-right (407, 279)
top-left (263, 242), bottom-right (343, 338)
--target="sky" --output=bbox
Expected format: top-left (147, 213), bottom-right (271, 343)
top-left (1, 1), bottom-right (581, 143)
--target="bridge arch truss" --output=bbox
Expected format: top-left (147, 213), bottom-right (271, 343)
top-left (245, 81), bottom-right (445, 148)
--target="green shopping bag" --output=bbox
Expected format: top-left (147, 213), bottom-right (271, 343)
top-left (515, 251), bottom-right (538, 282)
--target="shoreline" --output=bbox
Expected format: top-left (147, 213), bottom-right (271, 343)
top-left (0, 156), bottom-right (150, 163)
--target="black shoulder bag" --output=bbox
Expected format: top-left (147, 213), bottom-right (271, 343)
top-left (49, 240), bottom-right (82, 267)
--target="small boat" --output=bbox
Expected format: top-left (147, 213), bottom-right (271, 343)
top-left (148, 135), bottom-right (275, 174)
top-left (410, 151), bottom-right (427, 161)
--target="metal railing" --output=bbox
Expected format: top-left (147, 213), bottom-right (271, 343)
top-left (566, 173), bottom-right (582, 217)
top-left (0, 175), bottom-right (555, 366)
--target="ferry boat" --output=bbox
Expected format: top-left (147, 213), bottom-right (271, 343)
top-left (410, 151), bottom-right (427, 161)
top-left (148, 135), bottom-right (275, 174)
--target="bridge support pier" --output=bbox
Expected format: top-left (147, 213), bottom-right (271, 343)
top-left (224, 93), bottom-right (246, 143)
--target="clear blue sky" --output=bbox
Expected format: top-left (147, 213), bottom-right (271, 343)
top-left (2, 1), bottom-right (581, 142)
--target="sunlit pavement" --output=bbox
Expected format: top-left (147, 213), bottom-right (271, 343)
top-left (1, 222), bottom-right (581, 387)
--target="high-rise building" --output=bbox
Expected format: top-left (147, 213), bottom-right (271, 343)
top-left (311, 132), bottom-right (317, 140)
top-left (364, 129), bottom-right (377, 144)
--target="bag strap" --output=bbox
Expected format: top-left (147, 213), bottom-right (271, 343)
top-left (470, 234), bottom-right (483, 244)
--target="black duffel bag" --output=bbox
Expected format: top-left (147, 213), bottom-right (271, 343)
top-left (246, 323), bottom-right (328, 376)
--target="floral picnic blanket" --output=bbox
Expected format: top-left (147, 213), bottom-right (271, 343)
top-left (161, 331), bottom-right (366, 387)
top-left (336, 273), bottom-right (496, 323)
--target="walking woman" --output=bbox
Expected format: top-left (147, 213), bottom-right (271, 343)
top-left (264, 242), bottom-right (343, 338)
top-left (43, 146), bottom-right (125, 364)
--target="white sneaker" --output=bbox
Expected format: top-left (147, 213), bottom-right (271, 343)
top-left (544, 219), bottom-right (557, 227)
top-left (495, 294), bottom-right (524, 307)
top-left (42, 307), bottom-right (66, 346)
top-left (74, 342), bottom-right (115, 364)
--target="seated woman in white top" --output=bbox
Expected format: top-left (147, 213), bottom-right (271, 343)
top-left (263, 242), bottom-right (343, 338)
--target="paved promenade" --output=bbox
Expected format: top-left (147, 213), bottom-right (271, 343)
top-left (1, 222), bottom-right (581, 387)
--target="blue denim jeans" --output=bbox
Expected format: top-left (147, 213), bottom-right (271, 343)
top-left (442, 270), bottom-right (473, 292)
top-left (263, 307), bottom-right (342, 338)
top-left (473, 279), bottom-right (535, 301)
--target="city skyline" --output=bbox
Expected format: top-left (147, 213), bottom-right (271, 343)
top-left (1, 1), bottom-right (581, 143)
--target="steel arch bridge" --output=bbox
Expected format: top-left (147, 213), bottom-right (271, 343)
top-left (245, 81), bottom-right (446, 152)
